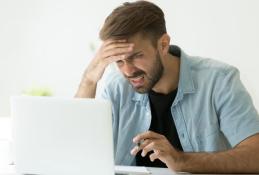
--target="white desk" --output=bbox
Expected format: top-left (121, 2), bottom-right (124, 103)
top-left (115, 166), bottom-right (185, 175)
top-left (1, 165), bottom-right (177, 175)
top-left (147, 167), bottom-right (188, 174)
top-left (0, 166), bottom-right (187, 175)
top-left (0, 165), bottom-right (248, 175)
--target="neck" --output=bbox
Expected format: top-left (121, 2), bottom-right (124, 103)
top-left (152, 53), bottom-right (180, 94)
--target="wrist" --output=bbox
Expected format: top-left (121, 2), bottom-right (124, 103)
top-left (80, 77), bottom-right (97, 88)
top-left (75, 78), bottom-right (97, 98)
top-left (176, 152), bottom-right (188, 171)
top-left (167, 151), bottom-right (187, 172)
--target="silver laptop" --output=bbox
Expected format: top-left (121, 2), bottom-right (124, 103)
top-left (10, 96), bottom-right (114, 175)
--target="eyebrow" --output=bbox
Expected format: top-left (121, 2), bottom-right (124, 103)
top-left (125, 51), bottom-right (142, 60)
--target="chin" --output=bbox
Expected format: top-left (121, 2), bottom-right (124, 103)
top-left (135, 89), bottom-right (147, 94)
top-left (129, 80), bottom-right (153, 94)
top-left (133, 86), bottom-right (151, 94)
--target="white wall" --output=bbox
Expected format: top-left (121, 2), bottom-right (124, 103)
top-left (1, 0), bottom-right (259, 116)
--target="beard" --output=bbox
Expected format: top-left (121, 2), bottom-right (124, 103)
top-left (125, 51), bottom-right (164, 94)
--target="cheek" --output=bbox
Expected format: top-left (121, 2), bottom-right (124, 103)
top-left (139, 59), bottom-right (156, 72)
top-left (132, 59), bottom-right (149, 71)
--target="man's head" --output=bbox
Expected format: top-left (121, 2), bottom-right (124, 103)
top-left (99, 1), bottom-right (170, 93)
top-left (99, 1), bottom-right (166, 47)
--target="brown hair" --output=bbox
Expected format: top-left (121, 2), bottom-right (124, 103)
top-left (99, 0), bottom-right (167, 47)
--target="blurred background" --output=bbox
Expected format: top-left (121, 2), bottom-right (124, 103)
top-left (0, 0), bottom-right (259, 166)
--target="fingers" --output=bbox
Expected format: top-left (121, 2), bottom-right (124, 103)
top-left (103, 42), bottom-right (134, 52)
top-left (102, 39), bottom-right (134, 57)
top-left (131, 138), bottom-right (169, 163)
top-left (133, 131), bottom-right (164, 144)
top-left (131, 131), bottom-right (164, 156)
top-left (103, 46), bottom-right (133, 58)
top-left (130, 131), bottom-right (182, 169)
top-left (149, 150), bottom-right (160, 162)
top-left (102, 39), bottom-right (127, 47)
top-left (130, 139), bottom-right (152, 156)
top-left (102, 55), bottom-right (126, 66)
top-left (131, 131), bottom-right (177, 165)
top-left (130, 138), bottom-right (164, 159)
top-left (98, 39), bottom-right (134, 64)
top-left (141, 141), bottom-right (161, 157)
top-left (130, 131), bottom-right (165, 156)
top-left (82, 39), bottom-right (133, 84)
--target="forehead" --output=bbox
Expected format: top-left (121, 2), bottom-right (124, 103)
top-left (127, 33), bottom-right (156, 53)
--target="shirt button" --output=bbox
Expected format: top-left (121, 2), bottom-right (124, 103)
top-left (181, 133), bottom-right (185, 139)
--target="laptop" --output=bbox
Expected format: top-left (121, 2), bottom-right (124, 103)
top-left (10, 96), bottom-right (114, 175)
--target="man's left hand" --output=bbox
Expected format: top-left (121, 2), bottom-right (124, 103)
top-left (130, 130), bottom-right (183, 170)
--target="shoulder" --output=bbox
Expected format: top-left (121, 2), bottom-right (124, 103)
top-left (184, 53), bottom-right (240, 84)
top-left (179, 52), bottom-right (242, 97)
top-left (187, 54), bottom-right (238, 76)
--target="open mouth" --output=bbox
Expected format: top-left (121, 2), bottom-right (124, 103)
top-left (129, 75), bottom-right (145, 88)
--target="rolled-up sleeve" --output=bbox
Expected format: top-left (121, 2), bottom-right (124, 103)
top-left (215, 67), bottom-right (259, 147)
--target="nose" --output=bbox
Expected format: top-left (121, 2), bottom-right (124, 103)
top-left (120, 61), bottom-right (138, 77)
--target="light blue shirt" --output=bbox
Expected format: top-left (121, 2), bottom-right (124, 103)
top-left (98, 46), bottom-right (259, 166)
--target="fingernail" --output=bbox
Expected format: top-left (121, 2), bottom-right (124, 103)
top-left (130, 147), bottom-right (137, 155)
top-left (133, 138), bottom-right (137, 143)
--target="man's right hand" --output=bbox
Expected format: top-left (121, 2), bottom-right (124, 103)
top-left (83, 39), bottom-right (134, 84)
top-left (75, 39), bottom-right (134, 98)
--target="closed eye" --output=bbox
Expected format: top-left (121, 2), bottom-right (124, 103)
top-left (126, 51), bottom-right (142, 60)
top-left (116, 60), bottom-right (124, 66)
top-left (116, 51), bottom-right (143, 67)
top-left (134, 53), bottom-right (143, 59)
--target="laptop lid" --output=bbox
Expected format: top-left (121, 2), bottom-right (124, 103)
top-left (10, 96), bottom-right (114, 175)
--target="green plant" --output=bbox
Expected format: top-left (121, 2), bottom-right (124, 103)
top-left (22, 87), bottom-right (53, 96)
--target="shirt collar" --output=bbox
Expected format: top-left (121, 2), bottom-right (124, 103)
top-left (132, 45), bottom-right (196, 105)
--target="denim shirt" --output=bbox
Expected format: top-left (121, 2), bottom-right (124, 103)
top-left (98, 46), bottom-right (259, 166)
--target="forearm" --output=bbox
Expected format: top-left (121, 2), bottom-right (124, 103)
top-left (177, 145), bottom-right (259, 173)
top-left (75, 78), bottom-right (97, 98)
top-left (75, 40), bottom-right (133, 98)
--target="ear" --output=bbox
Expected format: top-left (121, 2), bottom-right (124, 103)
top-left (158, 33), bottom-right (170, 56)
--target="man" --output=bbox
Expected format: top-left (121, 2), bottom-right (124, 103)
top-left (75, 1), bottom-right (259, 173)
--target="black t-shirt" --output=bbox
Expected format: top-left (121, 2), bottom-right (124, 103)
top-left (136, 45), bottom-right (183, 167)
